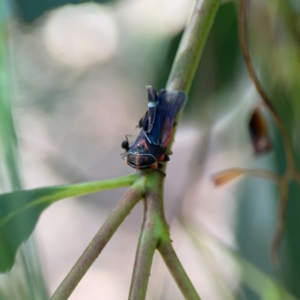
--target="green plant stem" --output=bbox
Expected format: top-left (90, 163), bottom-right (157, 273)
top-left (129, 173), bottom-right (168, 299)
top-left (158, 239), bottom-right (201, 300)
top-left (129, 0), bottom-right (220, 297)
top-left (128, 194), bottom-right (164, 299)
top-left (128, 218), bottom-right (157, 300)
top-left (167, 0), bottom-right (221, 93)
top-left (41, 173), bottom-right (138, 202)
top-left (0, 174), bottom-right (138, 229)
top-left (52, 0), bottom-right (221, 298)
top-left (164, 0), bottom-right (221, 171)
top-left (50, 178), bottom-right (145, 300)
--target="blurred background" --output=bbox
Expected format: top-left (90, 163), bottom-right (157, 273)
top-left (1, 0), bottom-right (300, 299)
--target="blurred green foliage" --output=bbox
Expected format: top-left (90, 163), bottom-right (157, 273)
top-left (1, 2), bottom-right (48, 299)
top-left (13, 0), bottom-right (115, 23)
top-left (235, 0), bottom-right (300, 299)
top-left (1, 0), bottom-right (300, 299)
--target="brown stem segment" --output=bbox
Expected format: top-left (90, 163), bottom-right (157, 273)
top-left (50, 180), bottom-right (145, 300)
top-left (271, 179), bottom-right (290, 263)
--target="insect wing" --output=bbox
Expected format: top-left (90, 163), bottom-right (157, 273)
top-left (143, 108), bottom-right (162, 145)
top-left (146, 86), bottom-right (158, 133)
top-left (159, 90), bottom-right (187, 148)
top-left (138, 110), bottom-right (149, 130)
top-left (137, 86), bottom-right (158, 133)
top-left (141, 87), bottom-right (164, 145)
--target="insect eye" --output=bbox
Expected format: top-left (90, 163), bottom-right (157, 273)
top-left (121, 140), bottom-right (129, 151)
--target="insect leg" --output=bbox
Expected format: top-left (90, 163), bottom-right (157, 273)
top-left (121, 134), bottom-right (132, 154)
top-left (162, 155), bottom-right (170, 162)
top-left (157, 164), bottom-right (166, 177)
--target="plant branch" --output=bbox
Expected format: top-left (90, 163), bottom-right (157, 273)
top-left (34, 174), bottom-right (138, 205)
top-left (129, 0), bottom-right (220, 298)
top-left (163, 0), bottom-right (221, 173)
top-left (0, 174), bottom-right (139, 230)
top-left (167, 0), bottom-right (221, 93)
top-left (43, 173), bottom-right (139, 202)
top-left (158, 238), bottom-right (201, 300)
top-left (50, 178), bottom-right (145, 300)
top-left (271, 178), bottom-right (290, 263)
top-left (51, 0), bottom-right (221, 297)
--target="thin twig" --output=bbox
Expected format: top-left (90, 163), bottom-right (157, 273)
top-left (271, 179), bottom-right (290, 263)
top-left (158, 238), bottom-right (201, 300)
top-left (50, 179), bottom-right (145, 300)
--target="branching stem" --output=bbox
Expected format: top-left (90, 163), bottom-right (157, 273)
top-left (50, 178), bottom-right (145, 300)
top-left (50, 0), bottom-right (221, 298)
top-left (129, 0), bottom-right (220, 298)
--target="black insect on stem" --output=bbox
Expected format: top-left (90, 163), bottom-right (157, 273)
top-left (122, 86), bottom-right (187, 171)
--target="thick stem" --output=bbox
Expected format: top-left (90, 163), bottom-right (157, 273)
top-left (158, 238), bottom-right (201, 300)
top-left (50, 178), bottom-right (145, 300)
top-left (130, 172), bottom-right (201, 299)
top-left (163, 0), bottom-right (221, 174)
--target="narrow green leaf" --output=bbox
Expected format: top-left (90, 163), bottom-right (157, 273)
top-left (0, 173), bottom-right (138, 272)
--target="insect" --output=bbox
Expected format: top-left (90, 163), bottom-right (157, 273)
top-left (121, 86), bottom-right (187, 171)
